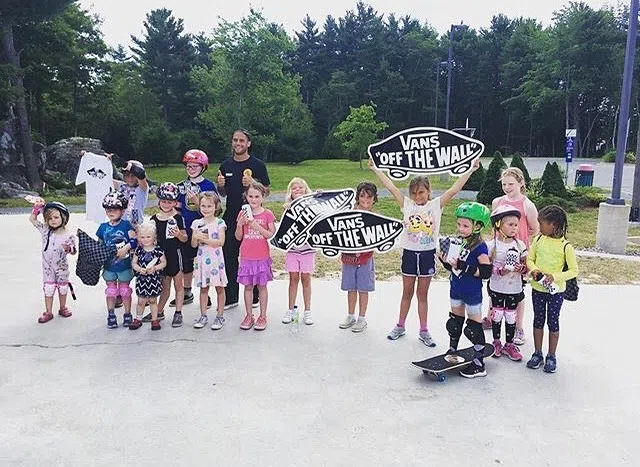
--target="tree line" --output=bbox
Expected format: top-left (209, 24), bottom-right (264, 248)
top-left (0, 1), bottom-right (636, 190)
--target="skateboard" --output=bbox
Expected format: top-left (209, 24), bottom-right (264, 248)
top-left (412, 343), bottom-right (494, 382)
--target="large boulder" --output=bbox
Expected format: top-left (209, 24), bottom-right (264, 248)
top-left (0, 180), bottom-right (38, 198)
top-left (40, 137), bottom-right (106, 186)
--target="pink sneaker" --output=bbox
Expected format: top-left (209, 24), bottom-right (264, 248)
top-left (254, 315), bottom-right (267, 331)
top-left (503, 343), bottom-right (523, 361)
top-left (492, 339), bottom-right (503, 358)
top-left (240, 314), bottom-right (255, 330)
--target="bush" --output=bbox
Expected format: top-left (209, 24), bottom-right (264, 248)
top-left (529, 194), bottom-right (577, 212)
top-left (134, 120), bottom-right (178, 166)
top-left (476, 153), bottom-right (507, 204)
top-left (463, 161), bottom-right (485, 191)
top-left (567, 186), bottom-right (606, 208)
top-left (602, 148), bottom-right (636, 163)
top-left (509, 153), bottom-right (531, 185)
top-left (539, 162), bottom-right (567, 197)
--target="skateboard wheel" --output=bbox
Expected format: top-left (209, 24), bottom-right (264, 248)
top-left (437, 374), bottom-right (446, 382)
top-left (422, 370), bottom-right (429, 375)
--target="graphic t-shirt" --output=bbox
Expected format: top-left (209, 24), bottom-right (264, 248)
top-left (177, 178), bottom-right (217, 235)
top-left (218, 156), bottom-right (270, 226)
top-left (118, 183), bottom-right (148, 226)
top-left (488, 238), bottom-right (527, 294)
top-left (75, 152), bottom-right (113, 223)
top-left (450, 241), bottom-right (489, 300)
top-left (96, 219), bottom-right (134, 272)
top-left (400, 196), bottom-right (442, 251)
top-left (152, 213), bottom-right (185, 254)
top-left (239, 209), bottom-right (276, 260)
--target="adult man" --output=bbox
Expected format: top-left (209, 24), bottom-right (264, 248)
top-left (217, 129), bottom-right (271, 309)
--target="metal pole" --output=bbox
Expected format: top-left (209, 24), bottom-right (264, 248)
top-left (435, 61), bottom-right (440, 126)
top-left (445, 26), bottom-right (453, 129)
top-left (609, 0), bottom-right (639, 205)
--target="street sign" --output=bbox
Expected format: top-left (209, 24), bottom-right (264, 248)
top-left (565, 137), bottom-right (574, 163)
top-left (565, 128), bottom-right (577, 138)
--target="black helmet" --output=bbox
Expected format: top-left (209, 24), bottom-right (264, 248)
top-left (43, 201), bottom-right (70, 227)
top-left (102, 189), bottom-right (128, 209)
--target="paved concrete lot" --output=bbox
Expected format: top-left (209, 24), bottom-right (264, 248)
top-left (0, 214), bottom-right (638, 466)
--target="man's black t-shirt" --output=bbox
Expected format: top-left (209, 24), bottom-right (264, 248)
top-left (219, 156), bottom-right (270, 225)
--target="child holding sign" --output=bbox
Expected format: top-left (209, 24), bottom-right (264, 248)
top-left (371, 157), bottom-right (480, 346)
top-left (338, 182), bottom-right (378, 333)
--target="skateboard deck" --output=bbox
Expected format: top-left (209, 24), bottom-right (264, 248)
top-left (412, 343), bottom-right (494, 381)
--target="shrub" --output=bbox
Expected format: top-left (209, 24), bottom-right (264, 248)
top-left (602, 148), bottom-right (636, 163)
top-left (509, 153), bottom-right (531, 185)
top-left (463, 161), bottom-right (485, 191)
top-left (539, 162), bottom-right (567, 197)
top-left (476, 153), bottom-right (507, 204)
top-left (567, 186), bottom-right (606, 208)
top-left (529, 194), bottom-right (576, 212)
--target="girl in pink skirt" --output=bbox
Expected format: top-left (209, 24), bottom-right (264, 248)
top-left (235, 181), bottom-right (276, 331)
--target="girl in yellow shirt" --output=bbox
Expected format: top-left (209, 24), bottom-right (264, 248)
top-left (526, 205), bottom-right (578, 373)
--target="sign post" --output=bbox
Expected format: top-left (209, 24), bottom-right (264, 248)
top-left (565, 128), bottom-right (576, 185)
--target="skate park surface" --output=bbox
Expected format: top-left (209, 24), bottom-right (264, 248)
top-left (0, 214), bottom-right (637, 466)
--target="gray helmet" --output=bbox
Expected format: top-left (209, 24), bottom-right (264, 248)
top-left (102, 190), bottom-right (128, 209)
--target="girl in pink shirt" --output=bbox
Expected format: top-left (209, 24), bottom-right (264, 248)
top-left (485, 167), bottom-right (539, 344)
top-left (235, 181), bottom-right (276, 331)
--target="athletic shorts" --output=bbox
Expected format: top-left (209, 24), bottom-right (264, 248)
top-left (487, 287), bottom-right (525, 310)
top-left (341, 258), bottom-right (375, 292)
top-left (285, 251), bottom-right (316, 274)
top-left (103, 268), bottom-right (134, 283)
top-left (180, 242), bottom-right (198, 274)
top-left (401, 249), bottom-right (436, 277)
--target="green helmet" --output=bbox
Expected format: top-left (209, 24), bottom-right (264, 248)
top-left (454, 202), bottom-right (491, 232)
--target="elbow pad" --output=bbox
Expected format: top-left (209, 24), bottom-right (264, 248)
top-left (456, 260), bottom-right (477, 277)
top-left (129, 164), bottom-right (146, 180)
top-left (478, 263), bottom-right (492, 279)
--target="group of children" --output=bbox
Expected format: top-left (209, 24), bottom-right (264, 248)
top-left (30, 151), bottom-right (578, 377)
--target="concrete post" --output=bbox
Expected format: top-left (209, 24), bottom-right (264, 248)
top-left (596, 202), bottom-right (631, 254)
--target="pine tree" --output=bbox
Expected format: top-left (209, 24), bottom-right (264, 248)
top-left (463, 161), bottom-right (486, 191)
top-left (476, 153), bottom-right (507, 204)
top-left (509, 153), bottom-right (531, 185)
top-left (539, 162), bottom-right (567, 197)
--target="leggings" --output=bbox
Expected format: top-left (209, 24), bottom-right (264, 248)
top-left (532, 289), bottom-right (563, 332)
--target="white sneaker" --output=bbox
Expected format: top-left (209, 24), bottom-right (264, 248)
top-left (513, 328), bottom-right (526, 345)
top-left (339, 315), bottom-right (356, 329)
top-left (303, 311), bottom-right (313, 325)
top-left (282, 309), bottom-right (294, 324)
top-left (193, 315), bottom-right (208, 329)
top-left (351, 318), bottom-right (367, 332)
top-left (210, 315), bottom-right (225, 330)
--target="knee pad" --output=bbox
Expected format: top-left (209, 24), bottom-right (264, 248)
top-left (57, 282), bottom-right (69, 295)
top-left (504, 309), bottom-right (517, 325)
top-left (43, 282), bottom-right (57, 297)
top-left (492, 307), bottom-right (505, 323)
top-left (118, 283), bottom-right (132, 298)
top-left (105, 283), bottom-right (118, 298)
top-left (464, 319), bottom-right (486, 345)
top-left (446, 313), bottom-right (465, 338)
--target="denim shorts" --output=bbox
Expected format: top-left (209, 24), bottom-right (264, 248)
top-left (102, 268), bottom-right (134, 283)
top-left (341, 257), bottom-right (375, 292)
top-left (401, 249), bottom-right (436, 277)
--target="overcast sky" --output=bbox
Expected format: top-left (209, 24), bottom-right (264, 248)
top-left (77, 0), bottom-right (618, 47)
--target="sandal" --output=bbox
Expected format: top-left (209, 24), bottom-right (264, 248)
top-left (38, 312), bottom-right (54, 324)
top-left (58, 307), bottom-right (72, 318)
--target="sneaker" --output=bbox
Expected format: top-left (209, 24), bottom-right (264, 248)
top-left (206, 296), bottom-right (212, 309)
top-left (193, 315), bottom-right (208, 329)
top-left (418, 330), bottom-right (436, 347)
top-left (122, 313), bottom-right (133, 328)
top-left (543, 354), bottom-right (557, 373)
top-left (503, 343), bottom-right (523, 361)
top-left (211, 315), bottom-right (225, 330)
top-left (129, 319), bottom-right (142, 330)
top-left (114, 296), bottom-right (123, 308)
top-left (492, 339), bottom-right (503, 358)
top-left (224, 301), bottom-right (239, 310)
top-left (351, 318), bottom-right (367, 332)
top-left (182, 292), bottom-right (194, 305)
top-left (460, 361), bottom-right (487, 378)
top-left (282, 309), bottom-right (294, 324)
top-left (513, 328), bottom-right (526, 345)
top-left (339, 315), bottom-right (356, 329)
top-left (240, 314), bottom-right (255, 330)
top-left (482, 316), bottom-right (493, 330)
top-left (142, 312), bottom-right (152, 323)
top-left (303, 311), bottom-right (313, 325)
top-left (171, 312), bottom-right (183, 328)
top-left (254, 315), bottom-right (267, 331)
top-left (387, 325), bottom-right (406, 340)
top-left (151, 319), bottom-right (161, 331)
top-left (107, 312), bottom-right (118, 329)
top-left (526, 351), bottom-right (544, 369)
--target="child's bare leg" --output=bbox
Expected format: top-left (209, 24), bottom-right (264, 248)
top-left (58, 290), bottom-right (68, 310)
top-left (244, 286), bottom-right (254, 315)
top-left (288, 272), bottom-right (299, 310)
top-left (44, 295), bottom-right (54, 314)
top-left (199, 286), bottom-right (209, 316)
top-left (347, 290), bottom-right (357, 315)
top-left (135, 297), bottom-right (147, 319)
top-left (549, 332), bottom-right (559, 355)
top-left (398, 276), bottom-right (416, 324)
top-left (516, 300), bottom-right (525, 330)
top-left (416, 277), bottom-right (432, 329)
top-left (358, 291), bottom-right (369, 318)
top-left (301, 273), bottom-right (312, 310)
top-left (173, 272), bottom-right (184, 310)
top-left (157, 275), bottom-right (172, 313)
top-left (533, 328), bottom-right (544, 352)
top-left (215, 286), bottom-right (225, 316)
top-left (258, 285), bottom-right (268, 317)
top-left (149, 297), bottom-right (159, 320)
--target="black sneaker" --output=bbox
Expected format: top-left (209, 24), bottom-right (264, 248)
top-left (224, 301), bottom-right (239, 310)
top-left (107, 312), bottom-right (118, 329)
top-left (114, 296), bottom-right (123, 308)
top-left (122, 313), bottom-right (133, 328)
top-left (206, 296), bottom-right (212, 309)
top-left (142, 312), bottom-right (152, 323)
top-left (169, 298), bottom-right (176, 307)
top-left (460, 361), bottom-right (487, 379)
top-left (183, 292), bottom-right (194, 305)
top-left (172, 312), bottom-right (183, 328)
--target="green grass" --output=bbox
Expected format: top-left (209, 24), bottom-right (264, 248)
top-left (0, 195), bottom-right (86, 209)
top-left (146, 159), bottom-right (458, 193)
